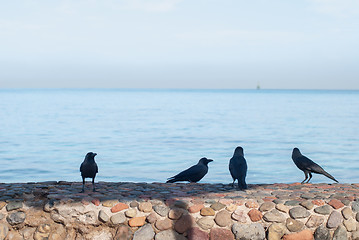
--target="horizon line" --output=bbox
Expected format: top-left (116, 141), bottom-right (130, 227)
top-left (0, 87), bottom-right (359, 91)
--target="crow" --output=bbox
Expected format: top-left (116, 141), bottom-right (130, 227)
top-left (229, 146), bottom-right (248, 189)
top-left (292, 148), bottom-right (338, 184)
top-left (166, 157), bottom-right (213, 183)
top-left (80, 152), bottom-right (98, 192)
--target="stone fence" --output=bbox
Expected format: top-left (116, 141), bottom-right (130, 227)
top-left (0, 181), bottom-right (359, 239)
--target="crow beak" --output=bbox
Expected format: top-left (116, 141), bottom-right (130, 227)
top-left (208, 159), bottom-right (213, 162)
top-left (94, 153), bottom-right (97, 156)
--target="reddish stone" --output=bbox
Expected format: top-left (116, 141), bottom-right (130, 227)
top-left (214, 193), bottom-right (226, 197)
top-left (328, 199), bottom-right (345, 209)
top-left (245, 201), bottom-right (259, 208)
top-left (312, 200), bottom-right (325, 206)
top-left (111, 202), bottom-right (129, 213)
top-left (283, 229), bottom-right (313, 240)
top-left (289, 182), bottom-right (301, 186)
top-left (91, 198), bottom-right (100, 206)
top-left (247, 209), bottom-right (263, 222)
top-left (263, 197), bottom-right (277, 202)
top-left (188, 204), bottom-right (204, 213)
top-left (174, 214), bottom-right (194, 234)
top-left (187, 227), bottom-right (209, 240)
top-left (210, 228), bottom-right (234, 240)
top-left (128, 216), bottom-right (146, 227)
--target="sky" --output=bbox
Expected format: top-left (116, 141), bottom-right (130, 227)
top-left (0, 0), bottom-right (358, 89)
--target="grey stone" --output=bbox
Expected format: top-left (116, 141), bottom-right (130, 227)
top-left (284, 200), bottom-right (300, 206)
top-left (197, 217), bottom-right (214, 230)
top-left (267, 223), bottom-right (287, 240)
top-left (114, 225), bottom-right (133, 240)
top-left (301, 193), bottom-right (315, 199)
top-left (356, 212), bottom-right (359, 222)
top-left (214, 210), bottom-right (232, 227)
top-left (133, 224), bottom-right (155, 240)
top-left (111, 212), bottom-right (126, 224)
top-left (125, 208), bottom-right (137, 218)
top-left (155, 230), bottom-right (186, 240)
top-left (289, 206), bottom-right (310, 219)
top-left (0, 214), bottom-right (4, 220)
top-left (275, 204), bottom-right (289, 213)
top-left (342, 207), bottom-right (353, 220)
top-left (333, 225), bottom-right (348, 240)
top-left (314, 225), bottom-right (330, 240)
top-left (300, 200), bottom-right (314, 210)
top-left (130, 201), bottom-right (139, 208)
top-left (352, 202), bottom-right (359, 212)
top-left (155, 218), bottom-right (172, 231)
top-left (259, 202), bottom-right (275, 212)
top-left (263, 209), bottom-right (286, 223)
top-left (153, 205), bottom-right (169, 217)
top-left (343, 218), bottom-right (356, 232)
top-left (273, 199), bottom-right (284, 204)
top-left (6, 201), bottom-right (23, 211)
top-left (146, 212), bottom-right (158, 224)
top-left (286, 218), bottom-right (304, 232)
top-left (6, 211), bottom-right (26, 225)
top-left (314, 205), bottom-right (332, 215)
top-left (173, 200), bottom-right (188, 209)
top-left (306, 215), bottom-right (324, 228)
top-left (98, 210), bottom-right (109, 223)
top-left (210, 202), bottom-right (226, 211)
top-left (327, 211), bottom-right (343, 229)
top-left (0, 223), bottom-right (9, 240)
top-left (232, 223), bottom-right (265, 240)
top-left (138, 202), bottom-right (153, 212)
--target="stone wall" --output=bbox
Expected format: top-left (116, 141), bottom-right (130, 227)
top-left (0, 182), bottom-right (359, 239)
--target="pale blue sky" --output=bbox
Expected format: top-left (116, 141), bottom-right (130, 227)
top-left (0, 0), bottom-right (358, 89)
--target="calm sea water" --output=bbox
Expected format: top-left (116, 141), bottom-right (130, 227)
top-left (0, 89), bottom-right (358, 184)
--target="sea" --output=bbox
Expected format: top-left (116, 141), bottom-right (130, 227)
top-left (0, 89), bottom-right (358, 184)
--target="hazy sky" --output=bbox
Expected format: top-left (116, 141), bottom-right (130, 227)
top-left (1, 0), bottom-right (358, 89)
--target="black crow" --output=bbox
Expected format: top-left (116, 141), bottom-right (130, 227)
top-left (80, 152), bottom-right (98, 192)
top-left (166, 157), bottom-right (213, 183)
top-left (292, 148), bottom-right (338, 184)
top-left (229, 146), bottom-right (248, 189)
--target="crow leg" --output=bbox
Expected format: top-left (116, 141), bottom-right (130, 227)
top-left (301, 171), bottom-right (308, 184)
top-left (240, 176), bottom-right (248, 190)
top-left (232, 179), bottom-right (236, 188)
top-left (81, 177), bottom-right (85, 193)
top-left (92, 177), bottom-right (96, 192)
top-left (306, 172), bottom-right (312, 183)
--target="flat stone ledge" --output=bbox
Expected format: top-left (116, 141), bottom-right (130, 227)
top-left (0, 182), bottom-right (358, 239)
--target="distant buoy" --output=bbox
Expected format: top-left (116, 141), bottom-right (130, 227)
top-left (256, 83), bottom-right (261, 90)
